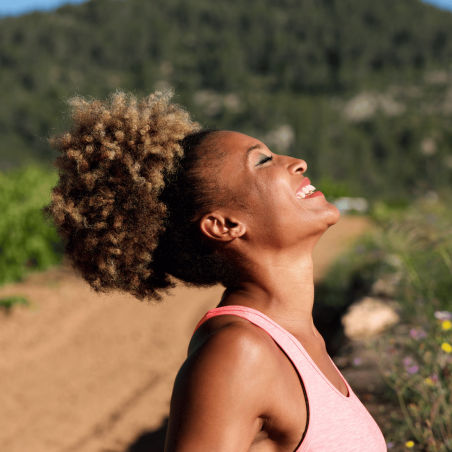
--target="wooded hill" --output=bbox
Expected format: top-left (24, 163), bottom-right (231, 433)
top-left (1, 0), bottom-right (452, 201)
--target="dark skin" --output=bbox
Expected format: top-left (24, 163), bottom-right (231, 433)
top-left (165, 131), bottom-right (343, 452)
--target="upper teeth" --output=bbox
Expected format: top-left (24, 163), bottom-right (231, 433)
top-left (297, 185), bottom-right (315, 199)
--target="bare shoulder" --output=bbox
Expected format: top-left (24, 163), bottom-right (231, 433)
top-left (165, 317), bottom-right (282, 452)
top-left (189, 315), bottom-right (278, 365)
top-left (178, 316), bottom-right (281, 402)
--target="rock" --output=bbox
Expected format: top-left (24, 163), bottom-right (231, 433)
top-left (343, 92), bottom-right (405, 122)
top-left (265, 125), bottom-right (295, 153)
top-left (343, 92), bottom-right (378, 122)
top-left (370, 273), bottom-right (401, 298)
top-left (341, 297), bottom-right (400, 340)
top-left (420, 137), bottom-right (437, 156)
top-left (424, 70), bottom-right (449, 85)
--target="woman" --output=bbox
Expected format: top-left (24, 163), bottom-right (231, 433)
top-left (46, 91), bottom-right (387, 451)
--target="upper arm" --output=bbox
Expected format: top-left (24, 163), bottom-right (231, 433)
top-left (165, 323), bottom-right (276, 452)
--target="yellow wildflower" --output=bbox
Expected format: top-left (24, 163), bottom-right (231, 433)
top-left (424, 377), bottom-right (434, 386)
top-left (441, 342), bottom-right (452, 353)
top-left (405, 440), bottom-right (415, 448)
top-left (442, 320), bottom-right (452, 330)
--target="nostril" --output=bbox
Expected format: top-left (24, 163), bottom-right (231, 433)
top-left (295, 159), bottom-right (307, 173)
top-left (287, 156), bottom-right (307, 174)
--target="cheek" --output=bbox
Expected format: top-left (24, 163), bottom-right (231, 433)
top-left (254, 187), bottom-right (298, 232)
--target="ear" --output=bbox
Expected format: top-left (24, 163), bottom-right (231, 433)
top-left (199, 212), bottom-right (246, 242)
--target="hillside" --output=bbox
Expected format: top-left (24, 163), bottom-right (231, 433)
top-left (1, 0), bottom-right (452, 200)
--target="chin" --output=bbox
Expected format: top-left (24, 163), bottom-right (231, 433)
top-left (322, 202), bottom-right (341, 228)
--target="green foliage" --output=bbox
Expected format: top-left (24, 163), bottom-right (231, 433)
top-left (323, 199), bottom-right (452, 315)
top-left (317, 177), bottom-right (350, 199)
top-left (1, 0), bottom-right (452, 202)
top-left (372, 199), bottom-right (452, 322)
top-left (0, 166), bottom-right (62, 286)
top-left (0, 295), bottom-right (29, 313)
top-left (373, 317), bottom-right (452, 451)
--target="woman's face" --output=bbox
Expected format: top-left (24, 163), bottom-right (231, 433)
top-left (201, 131), bottom-right (340, 251)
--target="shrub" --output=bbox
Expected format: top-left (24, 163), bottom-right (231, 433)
top-left (373, 313), bottom-right (452, 451)
top-left (0, 166), bottom-right (62, 286)
top-left (0, 295), bottom-right (29, 313)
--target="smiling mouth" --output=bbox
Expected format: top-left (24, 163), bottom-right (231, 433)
top-left (296, 184), bottom-right (316, 199)
top-left (296, 178), bottom-right (316, 199)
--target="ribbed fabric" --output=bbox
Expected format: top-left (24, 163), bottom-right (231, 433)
top-left (194, 305), bottom-right (387, 452)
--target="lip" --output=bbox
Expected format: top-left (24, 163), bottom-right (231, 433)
top-left (296, 178), bottom-right (311, 196)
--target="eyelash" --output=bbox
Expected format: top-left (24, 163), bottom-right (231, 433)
top-left (257, 154), bottom-right (273, 165)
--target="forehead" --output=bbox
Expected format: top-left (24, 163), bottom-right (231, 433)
top-left (215, 131), bottom-right (266, 160)
top-left (205, 131), bottom-right (265, 206)
top-left (206, 131), bottom-right (267, 195)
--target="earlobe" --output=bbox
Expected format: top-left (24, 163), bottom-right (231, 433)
top-left (199, 214), bottom-right (246, 242)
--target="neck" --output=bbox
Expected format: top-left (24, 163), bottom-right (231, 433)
top-left (220, 247), bottom-right (318, 340)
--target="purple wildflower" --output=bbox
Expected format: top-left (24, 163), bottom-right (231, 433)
top-left (353, 357), bottom-right (362, 365)
top-left (387, 442), bottom-right (394, 449)
top-left (403, 357), bottom-right (419, 374)
top-left (410, 328), bottom-right (427, 340)
top-left (403, 357), bottom-right (414, 366)
top-left (434, 311), bottom-right (452, 321)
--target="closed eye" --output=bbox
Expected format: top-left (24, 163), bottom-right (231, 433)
top-left (256, 154), bottom-right (273, 166)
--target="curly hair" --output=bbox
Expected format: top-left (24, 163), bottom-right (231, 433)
top-left (45, 90), bottom-right (239, 301)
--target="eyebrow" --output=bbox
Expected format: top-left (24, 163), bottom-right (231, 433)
top-left (245, 143), bottom-right (263, 159)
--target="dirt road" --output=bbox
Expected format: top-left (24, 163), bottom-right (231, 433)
top-left (0, 215), bottom-right (370, 452)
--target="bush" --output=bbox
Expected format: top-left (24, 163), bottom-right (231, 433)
top-left (373, 312), bottom-right (452, 451)
top-left (324, 198), bottom-right (452, 320)
top-left (0, 166), bottom-right (62, 286)
top-left (0, 295), bottom-right (29, 313)
top-left (371, 198), bottom-right (452, 323)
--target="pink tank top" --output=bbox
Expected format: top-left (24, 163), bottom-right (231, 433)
top-left (194, 306), bottom-right (387, 452)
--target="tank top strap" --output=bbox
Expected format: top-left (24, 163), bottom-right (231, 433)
top-left (194, 305), bottom-right (295, 339)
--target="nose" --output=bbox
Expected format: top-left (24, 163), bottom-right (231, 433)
top-left (287, 156), bottom-right (307, 174)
